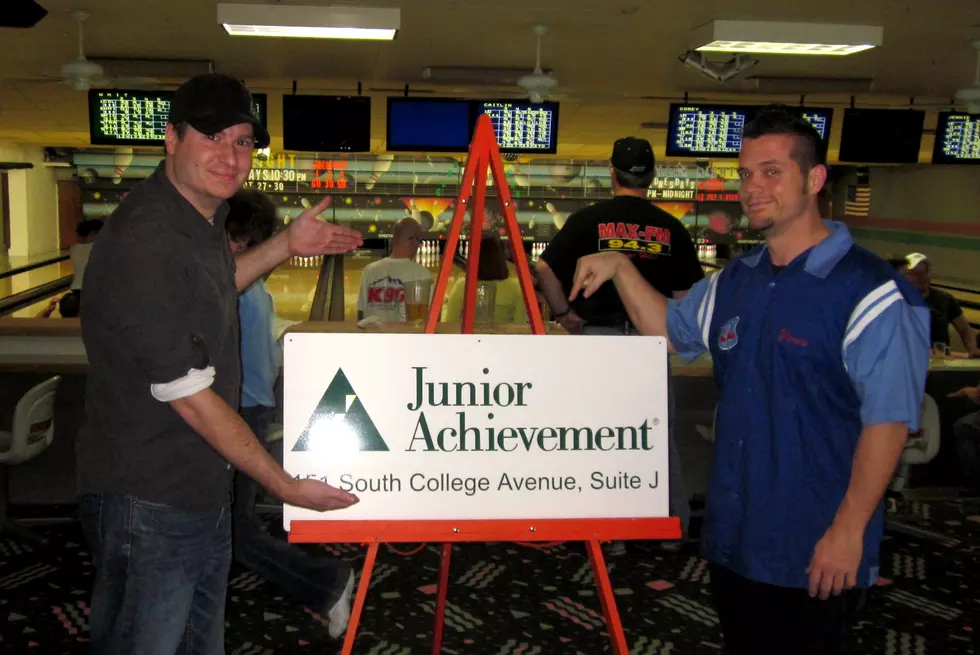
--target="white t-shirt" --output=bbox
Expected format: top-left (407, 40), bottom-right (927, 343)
top-left (69, 242), bottom-right (93, 291)
top-left (357, 257), bottom-right (432, 322)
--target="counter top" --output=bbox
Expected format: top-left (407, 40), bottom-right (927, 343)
top-left (1, 319), bottom-right (977, 378)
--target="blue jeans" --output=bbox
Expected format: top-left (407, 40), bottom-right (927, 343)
top-left (234, 405), bottom-right (351, 609)
top-left (79, 493), bottom-right (231, 655)
top-left (582, 324), bottom-right (690, 536)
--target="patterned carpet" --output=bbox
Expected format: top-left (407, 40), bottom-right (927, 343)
top-left (1, 500), bottom-right (978, 654)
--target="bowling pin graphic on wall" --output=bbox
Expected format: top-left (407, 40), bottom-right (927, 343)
top-left (545, 202), bottom-right (568, 230)
top-left (364, 154), bottom-right (394, 191)
top-left (112, 147), bottom-right (134, 184)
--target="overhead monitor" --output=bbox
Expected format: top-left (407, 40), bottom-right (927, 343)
top-left (838, 108), bottom-right (924, 164)
top-left (386, 97), bottom-right (472, 152)
top-left (666, 103), bottom-right (833, 158)
top-left (89, 89), bottom-right (267, 147)
top-left (282, 95), bottom-right (372, 153)
top-left (475, 100), bottom-right (559, 154)
top-left (931, 112), bottom-right (980, 165)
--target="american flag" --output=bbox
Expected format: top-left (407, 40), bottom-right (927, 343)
top-left (845, 185), bottom-right (871, 217)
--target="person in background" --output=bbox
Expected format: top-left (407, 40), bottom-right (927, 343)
top-left (357, 216), bottom-right (431, 322)
top-left (69, 218), bottom-right (103, 294)
top-left (225, 189), bottom-right (354, 639)
top-left (569, 107), bottom-right (929, 654)
top-left (901, 252), bottom-right (979, 357)
top-left (536, 136), bottom-right (703, 555)
top-left (443, 233), bottom-right (528, 324)
top-left (77, 73), bottom-right (363, 653)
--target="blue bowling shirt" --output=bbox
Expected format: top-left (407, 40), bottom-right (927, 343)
top-left (667, 221), bottom-right (929, 589)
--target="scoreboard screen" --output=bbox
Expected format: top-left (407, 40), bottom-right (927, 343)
top-left (932, 112), bottom-right (980, 165)
top-left (282, 95), bottom-right (372, 153)
top-left (476, 100), bottom-right (559, 154)
top-left (666, 104), bottom-right (748, 158)
top-left (386, 97), bottom-right (472, 152)
top-left (838, 108), bottom-right (924, 164)
top-left (665, 104), bottom-right (833, 158)
top-left (385, 98), bottom-right (561, 154)
top-left (89, 89), bottom-right (267, 147)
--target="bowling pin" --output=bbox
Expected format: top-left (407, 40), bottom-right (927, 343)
top-left (112, 147), bottom-right (134, 184)
top-left (545, 202), bottom-right (568, 230)
top-left (365, 154), bottom-right (394, 191)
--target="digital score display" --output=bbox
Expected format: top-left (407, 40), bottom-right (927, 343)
top-left (667, 105), bottom-right (747, 158)
top-left (666, 104), bottom-right (833, 159)
top-left (932, 112), bottom-right (980, 165)
top-left (89, 89), bottom-right (267, 146)
top-left (89, 90), bottom-right (171, 146)
top-left (476, 101), bottom-right (559, 154)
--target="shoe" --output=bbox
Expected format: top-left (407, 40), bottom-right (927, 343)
top-left (327, 569), bottom-right (355, 640)
top-left (605, 540), bottom-right (627, 557)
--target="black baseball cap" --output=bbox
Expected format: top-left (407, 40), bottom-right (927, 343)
top-left (611, 137), bottom-right (655, 176)
top-left (168, 73), bottom-right (270, 149)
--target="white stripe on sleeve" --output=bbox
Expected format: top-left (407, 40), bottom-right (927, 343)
top-left (843, 282), bottom-right (903, 352)
top-left (698, 272), bottom-right (721, 349)
top-left (150, 366), bottom-right (216, 402)
top-left (845, 280), bottom-right (897, 335)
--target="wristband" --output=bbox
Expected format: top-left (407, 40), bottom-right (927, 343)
top-left (552, 308), bottom-right (571, 320)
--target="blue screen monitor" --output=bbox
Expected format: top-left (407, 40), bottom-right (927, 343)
top-left (386, 97), bottom-right (473, 152)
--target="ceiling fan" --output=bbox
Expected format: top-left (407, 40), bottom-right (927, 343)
top-left (514, 24), bottom-right (560, 103)
top-left (16, 9), bottom-right (162, 91)
top-left (952, 39), bottom-right (980, 113)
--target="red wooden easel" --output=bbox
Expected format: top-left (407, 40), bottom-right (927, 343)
top-left (289, 115), bottom-right (680, 654)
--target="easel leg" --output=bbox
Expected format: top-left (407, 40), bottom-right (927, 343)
top-left (341, 541), bottom-right (380, 655)
top-left (431, 543), bottom-right (453, 654)
top-left (585, 539), bottom-right (629, 655)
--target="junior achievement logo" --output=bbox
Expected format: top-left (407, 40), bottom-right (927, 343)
top-left (292, 368), bottom-right (389, 452)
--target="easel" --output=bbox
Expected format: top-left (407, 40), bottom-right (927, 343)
top-left (289, 115), bottom-right (681, 654)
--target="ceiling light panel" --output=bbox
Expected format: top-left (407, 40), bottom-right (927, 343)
top-left (692, 20), bottom-right (882, 56)
top-left (217, 4), bottom-right (400, 40)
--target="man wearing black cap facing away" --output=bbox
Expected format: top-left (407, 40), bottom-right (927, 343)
top-left (77, 73), bottom-right (364, 653)
top-left (536, 137), bottom-right (704, 553)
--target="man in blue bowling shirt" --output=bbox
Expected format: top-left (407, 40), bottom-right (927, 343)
top-left (569, 107), bottom-right (929, 654)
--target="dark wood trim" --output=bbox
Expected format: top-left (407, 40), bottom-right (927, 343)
top-left (57, 180), bottom-right (83, 250)
top-left (1, 173), bottom-right (9, 251)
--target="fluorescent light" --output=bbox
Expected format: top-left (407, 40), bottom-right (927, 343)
top-left (217, 3), bottom-right (399, 41)
top-left (692, 20), bottom-right (882, 56)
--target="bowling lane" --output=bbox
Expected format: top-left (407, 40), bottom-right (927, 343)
top-left (264, 256), bottom-right (325, 322)
top-left (0, 260), bottom-right (74, 304)
top-left (266, 243), bottom-right (545, 325)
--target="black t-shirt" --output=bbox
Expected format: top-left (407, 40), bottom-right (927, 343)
top-left (925, 287), bottom-right (962, 346)
top-left (78, 164), bottom-right (240, 511)
top-left (540, 195), bottom-right (704, 323)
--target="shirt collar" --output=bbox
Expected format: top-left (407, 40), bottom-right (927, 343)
top-left (146, 162), bottom-right (230, 234)
top-left (739, 220), bottom-right (852, 279)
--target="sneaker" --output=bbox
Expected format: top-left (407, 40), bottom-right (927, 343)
top-left (327, 569), bottom-right (355, 640)
top-left (605, 540), bottom-right (627, 557)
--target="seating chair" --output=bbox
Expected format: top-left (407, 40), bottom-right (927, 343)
top-left (0, 376), bottom-right (60, 545)
top-left (889, 393), bottom-right (941, 493)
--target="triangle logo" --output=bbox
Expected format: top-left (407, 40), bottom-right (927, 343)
top-left (292, 368), bottom-right (389, 452)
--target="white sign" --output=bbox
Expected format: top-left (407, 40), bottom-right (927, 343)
top-left (282, 333), bottom-right (669, 529)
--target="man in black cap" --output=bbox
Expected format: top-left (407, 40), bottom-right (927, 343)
top-left (78, 73), bottom-right (364, 653)
top-left (536, 137), bottom-right (704, 553)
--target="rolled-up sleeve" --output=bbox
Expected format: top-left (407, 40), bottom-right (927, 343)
top-left (843, 281), bottom-right (930, 429)
top-left (666, 272), bottom-right (719, 361)
top-left (105, 222), bottom-right (212, 386)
